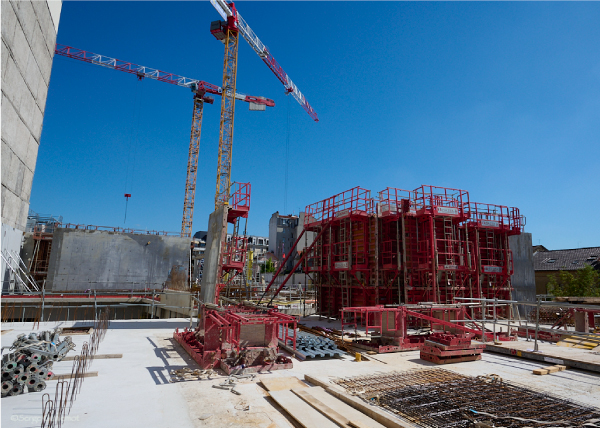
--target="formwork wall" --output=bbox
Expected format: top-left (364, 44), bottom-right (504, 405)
top-left (46, 228), bottom-right (190, 291)
top-left (304, 186), bottom-right (526, 318)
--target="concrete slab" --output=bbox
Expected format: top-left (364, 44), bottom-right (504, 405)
top-left (483, 337), bottom-right (600, 373)
top-left (2, 318), bottom-right (598, 428)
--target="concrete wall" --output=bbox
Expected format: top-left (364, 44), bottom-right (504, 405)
top-left (199, 205), bottom-right (227, 304)
top-left (509, 232), bottom-right (536, 316)
top-left (46, 228), bottom-right (190, 291)
top-left (1, 0), bottom-right (61, 287)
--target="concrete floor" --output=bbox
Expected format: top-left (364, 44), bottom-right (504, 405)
top-left (2, 317), bottom-right (599, 428)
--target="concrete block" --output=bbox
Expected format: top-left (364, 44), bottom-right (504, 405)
top-left (31, 104), bottom-right (44, 139)
top-left (1, 187), bottom-right (21, 227)
top-left (31, 24), bottom-right (52, 88)
top-left (0, 186), bottom-right (6, 224)
top-left (25, 134), bottom-right (39, 172)
top-left (12, 0), bottom-right (37, 41)
top-left (1, 141), bottom-right (14, 190)
top-left (25, 46), bottom-right (43, 98)
top-left (1, 1), bottom-right (17, 48)
top-left (2, 56), bottom-right (25, 111)
top-left (2, 40), bottom-right (10, 81)
top-left (18, 83), bottom-right (36, 133)
top-left (1, 94), bottom-right (19, 147)
top-left (17, 199), bottom-right (29, 231)
top-left (7, 150), bottom-right (23, 194)
top-left (21, 166), bottom-right (33, 201)
top-left (48, 1), bottom-right (62, 32)
top-left (14, 112), bottom-right (30, 162)
top-left (30, 0), bottom-right (56, 54)
top-left (36, 70), bottom-right (49, 114)
top-left (10, 14), bottom-right (30, 75)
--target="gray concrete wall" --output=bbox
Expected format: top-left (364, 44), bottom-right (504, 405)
top-left (46, 228), bottom-right (190, 291)
top-left (509, 232), bottom-right (536, 317)
top-left (1, 0), bottom-right (61, 286)
top-left (199, 205), bottom-right (227, 304)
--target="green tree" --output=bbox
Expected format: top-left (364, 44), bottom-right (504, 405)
top-left (547, 265), bottom-right (600, 297)
top-left (261, 259), bottom-right (276, 274)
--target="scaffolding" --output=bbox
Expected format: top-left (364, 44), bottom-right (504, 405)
top-left (301, 184), bottom-right (525, 318)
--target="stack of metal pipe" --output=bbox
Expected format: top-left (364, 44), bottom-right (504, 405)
top-left (1, 328), bottom-right (75, 397)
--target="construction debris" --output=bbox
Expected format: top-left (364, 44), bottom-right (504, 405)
top-left (333, 368), bottom-right (600, 428)
top-left (211, 373), bottom-right (256, 395)
top-left (169, 367), bottom-right (215, 382)
top-left (1, 328), bottom-right (74, 397)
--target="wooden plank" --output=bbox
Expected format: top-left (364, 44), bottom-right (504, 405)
top-left (260, 376), bottom-right (309, 391)
top-left (269, 389), bottom-right (338, 428)
top-left (51, 371), bottom-right (98, 380)
top-left (556, 365), bottom-right (567, 371)
top-left (304, 375), bottom-right (416, 428)
top-left (293, 388), bottom-right (350, 427)
top-left (350, 421), bottom-right (373, 428)
top-left (545, 365), bottom-right (560, 373)
top-left (62, 353), bottom-right (123, 361)
top-left (298, 386), bottom-right (386, 428)
top-left (61, 327), bottom-right (94, 335)
top-left (533, 369), bottom-right (548, 375)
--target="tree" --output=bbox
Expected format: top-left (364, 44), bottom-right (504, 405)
top-left (547, 265), bottom-right (600, 297)
top-left (261, 259), bottom-right (276, 274)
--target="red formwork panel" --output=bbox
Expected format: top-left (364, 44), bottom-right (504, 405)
top-left (303, 184), bottom-right (523, 318)
top-left (413, 185), bottom-right (469, 222)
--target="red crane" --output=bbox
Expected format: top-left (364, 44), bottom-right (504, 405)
top-left (54, 44), bottom-right (275, 237)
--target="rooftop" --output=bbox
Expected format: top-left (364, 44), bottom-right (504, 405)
top-left (533, 247), bottom-right (600, 271)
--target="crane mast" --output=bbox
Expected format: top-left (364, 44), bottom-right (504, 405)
top-left (213, 14), bottom-right (240, 209)
top-left (182, 95), bottom-right (205, 238)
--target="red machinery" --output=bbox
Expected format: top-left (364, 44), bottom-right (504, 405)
top-left (174, 183), bottom-right (300, 373)
top-left (174, 305), bottom-right (296, 374)
top-left (289, 184), bottom-right (524, 319)
top-left (340, 304), bottom-right (511, 355)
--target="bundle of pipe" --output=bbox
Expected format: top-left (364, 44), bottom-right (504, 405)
top-left (1, 328), bottom-right (74, 397)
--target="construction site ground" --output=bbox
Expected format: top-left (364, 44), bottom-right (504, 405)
top-left (2, 317), bottom-right (599, 428)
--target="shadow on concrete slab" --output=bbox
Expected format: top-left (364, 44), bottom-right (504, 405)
top-left (146, 336), bottom-right (211, 385)
top-left (72, 320), bottom-right (194, 330)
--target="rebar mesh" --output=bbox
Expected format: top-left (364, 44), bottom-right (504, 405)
top-left (333, 369), bottom-right (600, 428)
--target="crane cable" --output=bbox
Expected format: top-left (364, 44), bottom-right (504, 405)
top-left (124, 79), bottom-right (144, 223)
top-left (284, 94), bottom-right (291, 214)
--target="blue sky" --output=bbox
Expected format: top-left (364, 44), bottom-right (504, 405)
top-left (33, 2), bottom-right (600, 249)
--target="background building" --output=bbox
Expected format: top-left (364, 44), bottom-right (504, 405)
top-left (269, 212), bottom-right (315, 273)
top-left (533, 246), bottom-right (600, 294)
top-left (1, 0), bottom-right (62, 289)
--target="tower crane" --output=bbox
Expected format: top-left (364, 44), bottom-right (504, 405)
top-left (208, 1), bottom-right (318, 209)
top-left (54, 44), bottom-right (275, 238)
